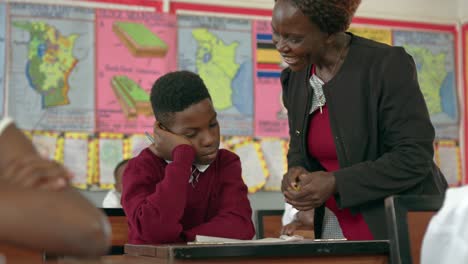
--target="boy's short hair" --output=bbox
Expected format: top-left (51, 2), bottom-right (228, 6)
top-left (114, 159), bottom-right (130, 179)
top-left (150, 71), bottom-right (212, 126)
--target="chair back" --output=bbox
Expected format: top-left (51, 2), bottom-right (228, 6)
top-left (385, 195), bottom-right (444, 264)
top-left (255, 210), bottom-right (284, 239)
top-left (102, 208), bottom-right (128, 255)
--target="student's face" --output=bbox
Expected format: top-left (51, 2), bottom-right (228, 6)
top-left (114, 163), bottom-right (127, 193)
top-left (271, 0), bottom-right (330, 71)
top-left (166, 98), bottom-right (220, 165)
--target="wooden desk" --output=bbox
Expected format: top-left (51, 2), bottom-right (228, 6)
top-left (55, 254), bottom-right (388, 264)
top-left (0, 244), bottom-right (44, 264)
top-left (53, 240), bottom-right (389, 264)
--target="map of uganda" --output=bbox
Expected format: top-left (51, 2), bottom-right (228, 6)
top-left (178, 15), bottom-right (253, 136)
top-left (13, 21), bottom-right (78, 108)
top-left (192, 28), bottom-right (239, 110)
top-left (393, 31), bottom-right (457, 122)
top-left (404, 45), bottom-right (447, 115)
top-left (393, 30), bottom-right (457, 139)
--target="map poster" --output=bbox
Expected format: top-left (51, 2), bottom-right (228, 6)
top-left (178, 14), bottom-right (254, 136)
top-left (8, 3), bottom-right (95, 131)
top-left (253, 20), bottom-right (288, 138)
top-left (96, 9), bottom-right (177, 133)
top-left (393, 30), bottom-right (458, 139)
top-left (0, 3), bottom-right (6, 117)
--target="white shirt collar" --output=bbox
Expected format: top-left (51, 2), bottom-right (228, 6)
top-left (164, 160), bottom-right (210, 172)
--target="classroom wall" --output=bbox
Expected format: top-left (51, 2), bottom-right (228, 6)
top-left (76, 0), bottom-right (467, 213)
top-left (171, 0), bottom-right (460, 23)
top-left (459, 0), bottom-right (468, 22)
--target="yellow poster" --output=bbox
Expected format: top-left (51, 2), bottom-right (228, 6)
top-left (349, 26), bottom-right (392, 45)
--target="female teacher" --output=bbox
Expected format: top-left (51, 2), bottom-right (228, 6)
top-left (273, 0), bottom-right (448, 240)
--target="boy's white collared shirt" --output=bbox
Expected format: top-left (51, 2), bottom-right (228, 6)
top-left (165, 160), bottom-right (210, 185)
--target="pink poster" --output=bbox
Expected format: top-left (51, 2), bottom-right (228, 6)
top-left (96, 9), bottom-right (177, 133)
top-left (254, 20), bottom-right (289, 138)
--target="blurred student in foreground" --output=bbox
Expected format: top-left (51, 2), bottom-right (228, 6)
top-left (122, 71), bottom-right (255, 244)
top-left (0, 117), bottom-right (111, 256)
top-left (421, 186), bottom-right (468, 264)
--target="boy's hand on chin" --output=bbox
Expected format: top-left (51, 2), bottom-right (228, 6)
top-left (152, 124), bottom-right (192, 161)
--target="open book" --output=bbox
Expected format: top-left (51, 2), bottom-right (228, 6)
top-left (188, 235), bottom-right (304, 245)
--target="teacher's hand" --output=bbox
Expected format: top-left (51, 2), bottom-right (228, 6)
top-left (284, 171), bottom-right (336, 211)
top-left (281, 166), bottom-right (308, 193)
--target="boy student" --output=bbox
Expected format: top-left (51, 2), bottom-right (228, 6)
top-left (122, 71), bottom-right (255, 244)
top-left (102, 159), bottom-right (129, 208)
top-left (0, 117), bottom-right (111, 256)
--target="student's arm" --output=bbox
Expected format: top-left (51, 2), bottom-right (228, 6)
top-left (0, 121), bottom-right (71, 189)
top-left (122, 145), bottom-right (194, 244)
top-left (183, 152), bottom-right (255, 241)
top-left (0, 186), bottom-right (111, 256)
top-left (0, 120), bottom-right (111, 256)
top-left (281, 209), bottom-right (314, 236)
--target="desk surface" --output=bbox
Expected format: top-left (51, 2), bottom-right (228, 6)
top-left (54, 254), bottom-right (388, 264)
top-left (125, 240), bottom-right (389, 259)
top-left (51, 240), bottom-right (389, 264)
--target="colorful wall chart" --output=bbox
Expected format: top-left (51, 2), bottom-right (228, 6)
top-left (8, 3), bottom-right (96, 131)
top-left (96, 9), bottom-right (177, 133)
top-left (178, 14), bottom-right (254, 136)
top-left (253, 20), bottom-right (288, 138)
top-left (351, 21), bottom-right (458, 140)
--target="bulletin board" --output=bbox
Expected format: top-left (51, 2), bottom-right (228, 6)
top-left (0, 0), bottom-right (464, 190)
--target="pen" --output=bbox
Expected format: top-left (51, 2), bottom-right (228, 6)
top-left (145, 131), bottom-right (155, 144)
top-left (293, 177), bottom-right (301, 191)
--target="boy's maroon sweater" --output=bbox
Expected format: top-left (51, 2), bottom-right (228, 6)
top-left (122, 144), bottom-right (255, 244)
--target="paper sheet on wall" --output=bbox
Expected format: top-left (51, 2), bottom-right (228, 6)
top-left (435, 140), bottom-right (462, 186)
top-left (261, 138), bottom-right (288, 191)
top-left (127, 134), bottom-right (150, 158)
top-left (8, 3), bottom-right (95, 131)
top-left (63, 133), bottom-right (90, 189)
top-left (232, 140), bottom-right (268, 193)
top-left (31, 132), bottom-right (58, 160)
top-left (99, 134), bottom-right (124, 188)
